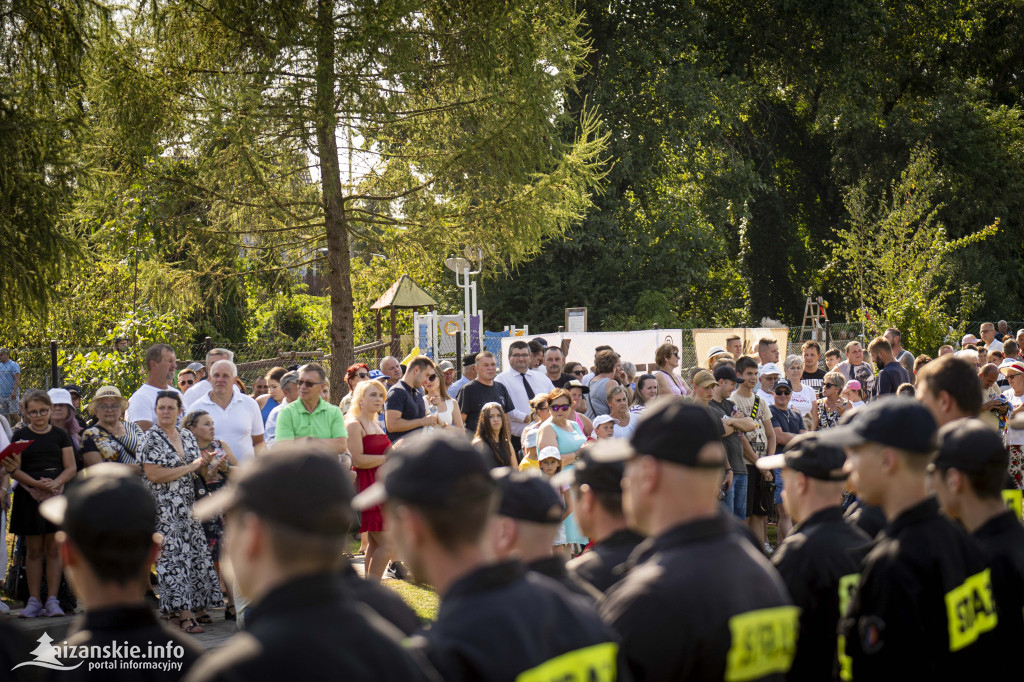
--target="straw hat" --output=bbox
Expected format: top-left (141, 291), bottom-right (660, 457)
top-left (87, 386), bottom-right (129, 414)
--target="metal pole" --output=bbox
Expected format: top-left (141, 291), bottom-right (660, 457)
top-left (204, 336), bottom-right (213, 356)
top-left (50, 340), bottom-right (59, 389)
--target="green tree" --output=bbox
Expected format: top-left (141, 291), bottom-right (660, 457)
top-left (832, 146), bottom-right (998, 353)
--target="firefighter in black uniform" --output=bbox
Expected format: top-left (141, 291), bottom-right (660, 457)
top-left (930, 418), bottom-right (1024, 655)
top-left (755, 433), bottom-right (870, 681)
top-left (188, 448), bottom-right (435, 682)
top-left (596, 399), bottom-right (798, 682)
top-left (489, 468), bottom-right (595, 600)
top-left (352, 431), bottom-right (623, 682)
top-left (562, 449), bottom-right (644, 594)
top-left (821, 398), bottom-right (999, 680)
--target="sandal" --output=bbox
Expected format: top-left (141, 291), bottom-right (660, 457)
top-left (178, 617), bottom-right (204, 634)
top-left (195, 612), bottom-right (212, 624)
top-left (224, 605), bottom-right (236, 621)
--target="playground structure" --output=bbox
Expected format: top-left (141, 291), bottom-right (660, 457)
top-left (369, 274), bottom-right (438, 361)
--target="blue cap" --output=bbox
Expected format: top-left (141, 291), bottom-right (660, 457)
top-left (818, 397), bottom-right (937, 455)
top-left (368, 369), bottom-right (385, 380)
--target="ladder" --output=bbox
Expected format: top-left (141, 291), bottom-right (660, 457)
top-left (800, 296), bottom-right (829, 341)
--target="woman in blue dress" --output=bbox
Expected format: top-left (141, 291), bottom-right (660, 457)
top-left (537, 388), bottom-right (588, 552)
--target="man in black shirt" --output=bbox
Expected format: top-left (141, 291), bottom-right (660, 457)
top-left (930, 419), bottom-right (1024, 653)
top-left (564, 449), bottom-right (644, 595)
top-left (489, 469), bottom-right (594, 600)
top-left (867, 337), bottom-right (911, 398)
top-left (821, 398), bottom-right (998, 680)
top-left (596, 399), bottom-right (797, 682)
top-left (457, 351), bottom-right (514, 433)
top-left (385, 356), bottom-right (438, 442)
top-left (543, 346), bottom-right (575, 388)
top-left (353, 431), bottom-right (622, 681)
top-left (38, 463), bottom-right (203, 679)
top-left (705, 366), bottom-right (755, 520)
top-left (756, 433), bottom-right (870, 681)
top-left (190, 447), bottom-right (434, 682)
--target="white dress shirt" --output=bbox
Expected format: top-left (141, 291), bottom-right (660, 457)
top-left (495, 369), bottom-right (555, 436)
top-left (190, 391), bottom-right (264, 463)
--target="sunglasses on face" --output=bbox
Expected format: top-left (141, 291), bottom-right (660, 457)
top-left (296, 380), bottom-right (322, 388)
top-left (775, 390), bottom-right (791, 396)
top-left (425, 374), bottom-right (437, 382)
top-left (538, 405), bottom-right (550, 411)
top-left (356, 372), bottom-right (368, 379)
top-left (573, 370), bottom-right (585, 376)
top-left (180, 379), bottom-right (195, 386)
top-left (550, 404), bottom-right (571, 412)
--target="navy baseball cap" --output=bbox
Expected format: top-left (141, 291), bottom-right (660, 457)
top-left (352, 431), bottom-right (495, 511)
top-left (773, 379), bottom-right (792, 392)
top-left (757, 433), bottom-right (848, 481)
top-left (931, 419), bottom-right (1008, 473)
top-left (494, 469), bottom-right (563, 524)
top-left (818, 397), bottom-right (937, 455)
top-left (591, 398), bottom-right (727, 468)
top-left (553, 447), bottom-right (625, 493)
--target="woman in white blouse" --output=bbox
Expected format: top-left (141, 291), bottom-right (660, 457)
top-left (424, 369), bottom-right (464, 432)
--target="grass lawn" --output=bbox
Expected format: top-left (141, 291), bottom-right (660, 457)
top-left (384, 580), bottom-right (439, 623)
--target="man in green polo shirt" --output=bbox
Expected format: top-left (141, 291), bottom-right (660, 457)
top-left (274, 363), bottom-right (349, 457)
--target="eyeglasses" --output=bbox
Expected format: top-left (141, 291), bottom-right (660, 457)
top-left (27, 409), bottom-right (51, 417)
top-left (550, 404), bottom-right (571, 412)
top-left (672, 351), bottom-right (680, 357)
top-left (296, 380), bottom-right (323, 388)
top-left (356, 372), bottom-right (368, 379)
top-left (510, 353), bottom-right (530, 359)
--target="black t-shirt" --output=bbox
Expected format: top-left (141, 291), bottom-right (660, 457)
top-left (551, 373), bottom-right (576, 389)
top-left (801, 368), bottom-right (826, 397)
top-left (457, 381), bottom-right (514, 433)
top-left (12, 425), bottom-right (72, 477)
top-left (873, 361), bottom-right (911, 398)
top-left (385, 381), bottom-right (425, 442)
top-left (706, 399), bottom-right (745, 474)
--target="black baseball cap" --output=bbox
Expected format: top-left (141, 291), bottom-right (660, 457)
top-left (532, 337), bottom-right (549, 348)
top-left (553, 447), bottom-right (625, 493)
top-left (352, 430), bottom-right (495, 511)
top-left (818, 396), bottom-right (938, 455)
top-left (462, 352), bottom-right (478, 367)
top-left (494, 469), bottom-right (562, 524)
top-left (590, 398), bottom-right (727, 468)
top-left (774, 379), bottom-right (792, 392)
top-left (194, 445), bottom-right (356, 536)
top-left (714, 366), bottom-right (739, 384)
top-left (931, 419), bottom-right (1008, 473)
top-left (41, 463), bottom-right (157, 555)
top-left (62, 384), bottom-right (83, 397)
top-left (757, 433), bottom-right (848, 481)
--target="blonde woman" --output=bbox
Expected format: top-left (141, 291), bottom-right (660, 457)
top-left (346, 380), bottom-right (392, 581)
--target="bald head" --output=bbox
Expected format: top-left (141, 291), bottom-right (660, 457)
top-left (980, 363), bottom-right (999, 388)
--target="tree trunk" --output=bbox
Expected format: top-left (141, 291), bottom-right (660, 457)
top-left (314, 0), bottom-right (354, 400)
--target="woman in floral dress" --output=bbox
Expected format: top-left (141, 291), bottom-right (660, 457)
top-left (138, 391), bottom-right (222, 635)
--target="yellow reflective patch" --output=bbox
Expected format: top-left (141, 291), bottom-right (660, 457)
top-left (945, 569), bottom-right (998, 652)
top-left (725, 606), bottom-right (799, 682)
top-left (1002, 489), bottom-right (1022, 522)
top-left (515, 642), bottom-right (618, 682)
top-left (838, 573), bottom-right (859, 617)
top-left (836, 634), bottom-right (852, 682)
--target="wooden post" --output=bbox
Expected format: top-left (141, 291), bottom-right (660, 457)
top-left (375, 310), bottom-right (383, 364)
top-left (390, 306), bottom-right (399, 358)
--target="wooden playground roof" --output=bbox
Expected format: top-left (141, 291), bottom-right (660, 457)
top-left (370, 274), bottom-right (438, 310)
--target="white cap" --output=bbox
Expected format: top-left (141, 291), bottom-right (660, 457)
top-left (707, 345), bottom-right (727, 360)
top-left (524, 429), bottom-right (538, 449)
top-left (758, 362), bottom-right (782, 378)
top-left (592, 415), bottom-right (615, 428)
top-left (47, 388), bottom-right (74, 407)
top-left (538, 446), bottom-right (561, 462)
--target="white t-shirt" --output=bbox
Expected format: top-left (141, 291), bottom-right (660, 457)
top-left (424, 396), bottom-right (458, 430)
top-left (264, 400), bottom-right (289, 448)
top-left (191, 392), bottom-right (265, 463)
top-left (1002, 388), bottom-right (1024, 446)
top-left (988, 339), bottom-right (1005, 354)
top-left (613, 415), bottom-right (637, 439)
top-left (182, 379), bottom-right (211, 409)
top-left (126, 384), bottom-right (181, 426)
top-left (788, 384), bottom-right (817, 417)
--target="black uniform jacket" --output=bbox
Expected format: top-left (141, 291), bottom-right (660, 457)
top-left (341, 559), bottom-right (420, 634)
top-left (526, 555), bottom-right (597, 602)
top-left (54, 605), bottom-right (203, 681)
top-left (974, 510), bottom-right (1024, 654)
top-left (185, 572), bottom-right (436, 682)
top-left (771, 506), bottom-right (870, 681)
top-left (568, 529), bottom-right (644, 594)
top-left (416, 560), bottom-right (623, 682)
top-left (600, 513), bottom-right (798, 682)
top-left (838, 497), bottom-right (998, 680)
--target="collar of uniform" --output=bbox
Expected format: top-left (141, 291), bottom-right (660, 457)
top-left (526, 556), bottom-right (568, 581)
top-left (883, 496), bottom-right (940, 537)
top-left (795, 505), bottom-right (846, 532)
top-left (80, 604), bottom-right (159, 631)
top-left (600, 528), bottom-right (645, 548)
top-left (972, 510), bottom-right (1020, 541)
top-left (442, 560), bottom-right (524, 604)
top-left (244, 571), bottom-right (347, 629)
top-left (627, 513), bottom-right (734, 567)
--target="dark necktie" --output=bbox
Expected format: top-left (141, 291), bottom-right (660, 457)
top-left (520, 373), bottom-right (535, 400)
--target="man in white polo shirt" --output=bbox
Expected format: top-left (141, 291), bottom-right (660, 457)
top-left (189, 359), bottom-right (264, 463)
top-left (183, 347), bottom-right (236, 409)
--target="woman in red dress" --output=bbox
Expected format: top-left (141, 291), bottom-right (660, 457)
top-left (345, 379), bottom-right (391, 581)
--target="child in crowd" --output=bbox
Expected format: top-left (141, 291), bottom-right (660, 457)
top-left (537, 446), bottom-right (573, 556)
top-left (590, 414), bottom-right (616, 441)
top-left (842, 380), bottom-right (866, 407)
top-left (824, 349), bottom-right (843, 371)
